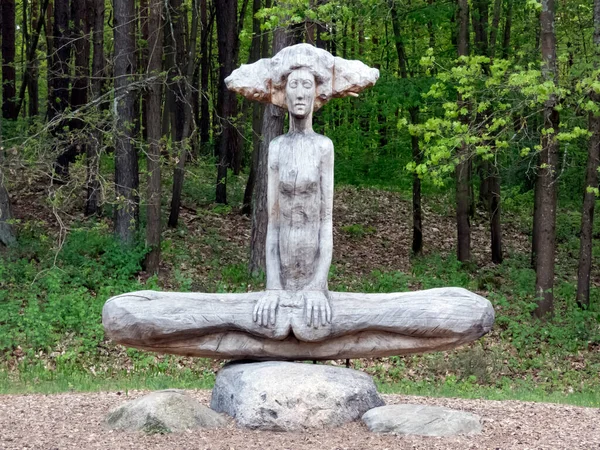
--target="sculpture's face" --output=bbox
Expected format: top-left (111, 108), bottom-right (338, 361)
top-left (285, 69), bottom-right (316, 119)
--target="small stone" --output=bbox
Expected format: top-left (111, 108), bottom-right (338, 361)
top-left (362, 404), bottom-right (482, 437)
top-left (210, 361), bottom-right (384, 431)
top-left (106, 389), bottom-right (228, 433)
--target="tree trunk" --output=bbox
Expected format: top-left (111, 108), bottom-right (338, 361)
top-left (489, 0), bottom-right (502, 58)
top-left (501, 0), bottom-right (512, 59)
top-left (389, 0), bottom-right (422, 255)
top-left (242, 0), bottom-right (264, 216)
top-left (168, 0), bottom-right (200, 228)
top-left (85, 0), bottom-right (105, 216)
top-left (0, 121), bottom-right (16, 246)
top-left (576, 0), bottom-right (600, 309)
top-left (533, 0), bottom-right (559, 318)
top-left (2, 0), bottom-right (18, 120)
top-left (64, 0), bottom-right (91, 179)
top-left (44, 0), bottom-right (54, 116)
top-left (410, 108), bottom-right (423, 255)
top-left (113, 0), bottom-right (139, 244)
top-left (28, 0), bottom-right (40, 117)
top-left (248, 25), bottom-right (294, 274)
top-left (199, 0), bottom-right (212, 147)
top-left (214, 0), bottom-right (241, 203)
top-left (14, 0), bottom-right (49, 119)
top-left (144, 0), bottom-right (164, 273)
top-left (48, 0), bottom-right (70, 121)
top-left (456, 0), bottom-right (471, 263)
top-left (70, 1), bottom-right (90, 112)
top-left (489, 165), bottom-right (503, 263)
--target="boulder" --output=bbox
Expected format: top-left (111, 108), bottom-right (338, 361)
top-left (106, 389), bottom-right (228, 433)
top-left (362, 404), bottom-right (482, 437)
top-left (210, 361), bottom-right (384, 431)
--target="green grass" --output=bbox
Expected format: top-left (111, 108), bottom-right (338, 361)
top-left (377, 379), bottom-right (600, 408)
top-left (2, 362), bottom-right (598, 409)
top-left (0, 363), bottom-right (216, 395)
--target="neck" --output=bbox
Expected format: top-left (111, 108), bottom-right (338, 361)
top-left (289, 112), bottom-right (314, 133)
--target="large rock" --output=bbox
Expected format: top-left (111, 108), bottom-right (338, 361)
top-left (210, 361), bottom-right (384, 431)
top-left (362, 404), bottom-right (482, 437)
top-left (106, 389), bottom-right (228, 433)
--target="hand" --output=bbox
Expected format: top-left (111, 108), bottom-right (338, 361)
top-left (303, 291), bottom-right (332, 328)
top-left (253, 291), bottom-right (280, 327)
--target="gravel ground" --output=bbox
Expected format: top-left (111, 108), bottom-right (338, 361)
top-left (0, 390), bottom-right (598, 449)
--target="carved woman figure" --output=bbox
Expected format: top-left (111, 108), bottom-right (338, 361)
top-left (102, 44), bottom-right (494, 360)
top-left (226, 45), bottom-right (380, 332)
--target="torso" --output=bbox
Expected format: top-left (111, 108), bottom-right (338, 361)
top-left (271, 132), bottom-right (331, 290)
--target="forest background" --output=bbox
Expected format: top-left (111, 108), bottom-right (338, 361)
top-left (1, 0), bottom-right (600, 406)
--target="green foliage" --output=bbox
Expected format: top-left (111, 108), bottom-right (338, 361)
top-left (0, 226), bottom-right (146, 356)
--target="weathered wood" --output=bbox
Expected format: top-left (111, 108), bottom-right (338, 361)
top-left (103, 44), bottom-right (494, 360)
top-left (102, 288), bottom-right (494, 359)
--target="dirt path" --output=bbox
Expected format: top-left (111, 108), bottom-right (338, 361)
top-left (0, 390), bottom-right (597, 449)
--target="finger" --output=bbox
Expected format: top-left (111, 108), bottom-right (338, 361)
top-left (304, 296), bottom-right (311, 325)
top-left (306, 301), bottom-right (313, 326)
top-left (270, 301), bottom-right (277, 326)
top-left (320, 305), bottom-right (327, 326)
top-left (253, 301), bottom-right (260, 323)
top-left (314, 306), bottom-right (322, 329)
top-left (325, 302), bottom-right (332, 323)
top-left (262, 303), bottom-right (269, 327)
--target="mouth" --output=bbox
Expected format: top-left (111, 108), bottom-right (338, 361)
top-left (295, 103), bottom-right (305, 107)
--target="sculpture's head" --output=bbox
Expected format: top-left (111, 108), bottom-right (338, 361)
top-left (285, 68), bottom-right (316, 119)
top-left (226, 43), bottom-right (379, 112)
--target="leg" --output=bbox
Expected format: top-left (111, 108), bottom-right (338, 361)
top-left (102, 290), bottom-right (292, 346)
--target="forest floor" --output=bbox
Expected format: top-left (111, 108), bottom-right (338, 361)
top-left (1, 389), bottom-right (597, 449)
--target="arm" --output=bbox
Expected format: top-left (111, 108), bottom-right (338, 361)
top-left (307, 139), bottom-right (334, 291)
top-left (265, 138), bottom-right (282, 290)
top-left (253, 139), bottom-right (283, 327)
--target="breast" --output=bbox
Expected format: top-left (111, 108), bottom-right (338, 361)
top-left (279, 181), bottom-right (319, 197)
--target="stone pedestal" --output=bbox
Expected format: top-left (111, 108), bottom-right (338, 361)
top-left (210, 361), bottom-right (384, 431)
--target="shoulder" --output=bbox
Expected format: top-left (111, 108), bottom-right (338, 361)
top-left (268, 136), bottom-right (283, 161)
top-left (315, 135), bottom-right (333, 158)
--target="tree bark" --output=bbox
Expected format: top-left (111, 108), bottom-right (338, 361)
top-left (456, 0), bottom-right (471, 263)
top-left (248, 25), bottom-right (294, 274)
top-left (70, 1), bottom-right (90, 112)
top-left (576, 0), bottom-right (600, 309)
top-left (199, 0), bottom-right (212, 147)
top-left (410, 107), bottom-right (423, 255)
top-left (214, 0), bottom-right (241, 203)
top-left (28, 0), bottom-right (41, 117)
top-left (113, 0), bottom-right (139, 244)
top-left (533, 0), bottom-right (559, 318)
top-left (242, 0), bottom-right (264, 216)
top-left (0, 120), bottom-right (16, 246)
top-left (85, 0), bottom-right (105, 216)
top-left (61, 0), bottom-right (91, 179)
top-left (501, 0), bottom-right (512, 59)
top-left (144, 0), bottom-right (164, 273)
top-left (489, 0), bottom-right (502, 58)
top-left (168, 0), bottom-right (200, 228)
top-left (389, 0), bottom-right (423, 255)
top-left (14, 0), bottom-right (49, 119)
top-left (2, 0), bottom-right (18, 120)
top-left (48, 0), bottom-right (70, 121)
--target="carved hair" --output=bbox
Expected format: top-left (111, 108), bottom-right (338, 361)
top-left (225, 44), bottom-right (379, 110)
